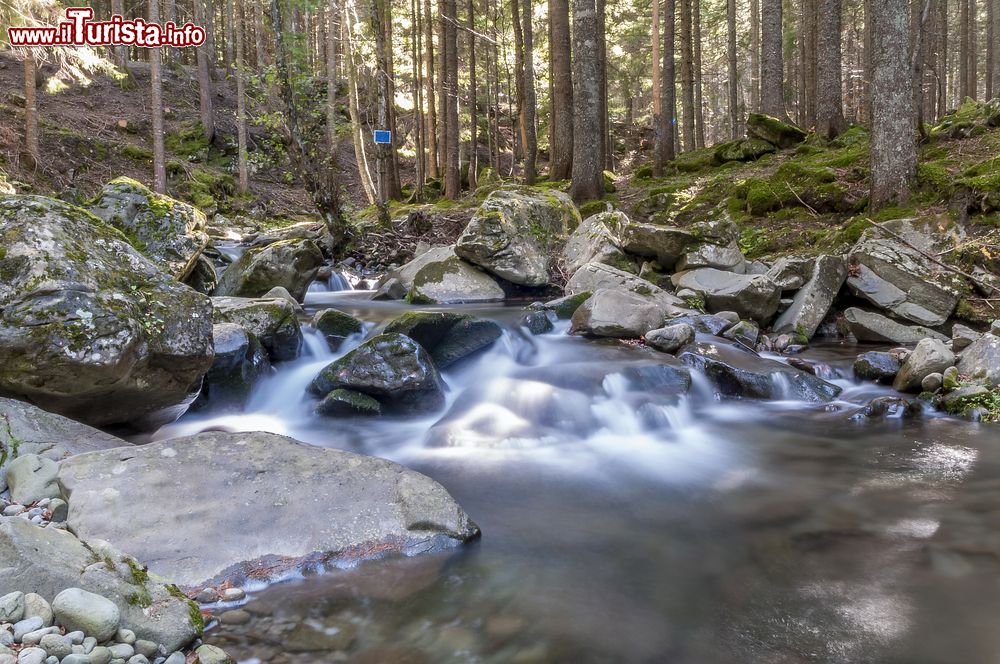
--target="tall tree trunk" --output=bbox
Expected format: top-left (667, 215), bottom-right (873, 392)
top-left (512, 0), bottom-right (526, 163)
top-left (750, 0), bottom-right (760, 112)
top-left (727, 0), bottom-right (739, 139)
top-left (652, 0), bottom-right (663, 173)
top-left (442, 0), bottom-right (460, 197)
top-left (816, 0), bottom-right (845, 137)
top-left (150, 0), bottom-right (166, 193)
top-left (870, 0), bottom-right (915, 209)
top-left (23, 52), bottom-right (38, 167)
top-left (467, 0), bottom-right (478, 189)
top-left (254, 0), bottom-right (268, 67)
top-left (327, 0), bottom-right (338, 154)
top-left (550, 0), bottom-right (574, 179)
top-left (194, 0), bottom-right (216, 141)
top-left (988, 0), bottom-right (995, 99)
top-left (693, 0), bottom-right (704, 148)
top-left (236, 0), bottom-right (249, 193)
top-left (662, 0), bottom-right (677, 161)
top-left (760, 0), bottom-right (786, 118)
top-left (370, 0), bottom-right (402, 201)
top-left (679, 0), bottom-right (694, 150)
top-left (961, 0), bottom-right (971, 98)
top-left (225, 0), bottom-right (235, 71)
top-left (344, 0), bottom-right (376, 203)
top-left (969, 0), bottom-right (978, 99)
top-left (413, 0), bottom-right (425, 196)
top-left (801, 0), bottom-right (817, 126)
top-left (912, 0), bottom-right (932, 137)
top-left (937, 0), bottom-right (947, 117)
top-left (521, 0), bottom-right (537, 183)
top-left (570, 0), bottom-right (604, 202)
top-left (597, 0), bottom-right (609, 169)
top-left (111, 0), bottom-right (128, 68)
top-left (423, 0), bottom-right (439, 178)
top-left (992, 0), bottom-right (1000, 98)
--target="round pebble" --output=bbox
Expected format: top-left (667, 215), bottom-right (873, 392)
top-left (220, 588), bottom-right (245, 602)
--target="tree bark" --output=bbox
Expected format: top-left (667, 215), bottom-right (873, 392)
top-left (413, 0), bottom-right (425, 196)
top-left (801, 0), bottom-right (817, 126)
top-left (344, 0), bottom-right (376, 203)
top-left (816, 0), bottom-right (845, 138)
top-left (327, 0), bottom-right (338, 154)
top-left (750, 0), bottom-right (760, 111)
top-left (424, 0), bottom-right (439, 178)
top-left (652, 0), bottom-right (663, 172)
top-left (662, 0), bottom-right (677, 161)
top-left (693, 0), bottom-right (704, 148)
top-left (236, 0), bottom-right (248, 193)
top-left (150, 0), bottom-right (166, 193)
top-left (570, 0), bottom-right (604, 202)
top-left (549, 0), bottom-right (573, 180)
top-left (111, 0), bottom-right (128, 68)
top-left (194, 0), bottom-right (216, 141)
top-left (442, 0), bottom-right (460, 197)
top-left (960, 0), bottom-right (971, 98)
top-left (23, 52), bottom-right (38, 166)
top-left (870, 0), bottom-right (915, 209)
top-left (679, 0), bottom-right (694, 150)
top-left (370, 0), bottom-right (402, 201)
top-left (969, 0), bottom-right (978, 100)
top-left (760, 0), bottom-right (786, 119)
top-left (521, 0), bottom-right (537, 183)
top-left (727, 0), bottom-right (739, 139)
top-left (467, 0), bottom-right (478, 189)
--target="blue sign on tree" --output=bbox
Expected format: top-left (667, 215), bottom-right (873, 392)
top-left (373, 130), bottom-right (392, 144)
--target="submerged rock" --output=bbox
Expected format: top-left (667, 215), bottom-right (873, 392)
top-left (308, 333), bottom-right (445, 414)
top-left (212, 296), bottom-right (303, 362)
top-left (0, 195), bottom-right (214, 428)
top-left (213, 238), bottom-right (324, 301)
top-left (383, 312), bottom-right (503, 368)
top-left (848, 396), bottom-right (921, 421)
top-left (455, 187), bottom-right (581, 286)
top-left (58, 431), bottom-right (480, 588)
top-left (315, 388), bottom-right (382, 416)
top-left (313, 309), bottom-right (364, 350)
top-left (87, 177), bottom-right (209, 281)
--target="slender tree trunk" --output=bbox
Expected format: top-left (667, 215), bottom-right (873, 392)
top-left (870, 0), bottom-right (915, 209)
top-left (550, 0), bottom-right (574, 179)
top-left (679, 0), bottom-right (694, 150)
top-left (150, 0), bottom-right (166, 193)
top-left (412, 0), bottom-right (425, 196)
top-left (370, 0), bottom-right (401, 201)
top-left (23, 52), bottom-right (38, 167)
top-left (442, 0), bottom-right (460, 197)
top-left (467, 0), bottom-right (478, 189)
top-left (802, 0), bottom-right (817, 126)
top-left (937, 0), bottom-right (947, 116)
top-left (727, 0), bottom-right (739, 139)
top-left (111, 0), bottom-right (128, 68)
top-left (570, 0), bottom-right (604, 202)
top-left (521, 0), bottom-right (537, 182)
top-left (662, 0), bottom-right (677, 161)
top-left (912, 0), bottom-right (933, 137)
top-left (423, 0), bottom-right (439, 178)
top-left (205, 0), bottom-right (217, 76)
top-left (970, 0), bottom-right (978, 99)
top-left (344, 0), bottom-right (376, 203)
top-left (236, 0), bottom-right (248, 193)
top-left (597, 0), bottom-right (609, 169)
top-left (760, 0), bottom-right (786, 118)
top-left (225, 0), bottom-right (235, 71)
top-left (693, 0), bottom-right (705, 148)
top-left (816, 0), bottom-right (845, 137)
top-left (194, 0), bottom-right (215, 141)
top-left (961, 0), bottom-right (971, 98)
top-left (988, 0), bottom-right (995, 99)
top-left (652, 0), bottom-right (663, 173)
top-left (327, 0), bottom-right (338, 154)
top-left (750, 0), bottom-right (760, 111)
top-left (992, 0), bottom-right (1000, 98)
top-left (512, 0), bottom-right (525, 163)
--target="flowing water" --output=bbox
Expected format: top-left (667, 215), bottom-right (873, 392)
top-left (154, 294), bottom-right (1000, 664)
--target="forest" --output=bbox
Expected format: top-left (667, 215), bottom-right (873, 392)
top-left (1, 0), bottom-right (1000, 662)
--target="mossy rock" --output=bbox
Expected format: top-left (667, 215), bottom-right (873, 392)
top-left (213, 238), bottom-right (325, 302)
top-left (747, 113), bottom-right (807, 148)
top-left (714, 138), bottom-right (777, 164)
top-left (313, 308), bottom-right (364, 350)
top-left (383, 311), bottom-right (503, 368)
top-left (315, 388), bottom-right (382, 416)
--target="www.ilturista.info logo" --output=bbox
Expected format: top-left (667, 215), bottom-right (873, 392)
top-left (7, 7), bottom-right (205, 47)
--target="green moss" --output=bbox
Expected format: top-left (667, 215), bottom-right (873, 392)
top-left (165, 121), bottom-right (210, 160)
top-left (167, 584), bottom-right (206, 635)
top-left (119, 143), bottom-right (153, 162)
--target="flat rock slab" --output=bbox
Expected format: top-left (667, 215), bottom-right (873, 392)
top-left (0, 397), bottom-right (127, 459)
top-left (58, 431), bottom-right (480, 589)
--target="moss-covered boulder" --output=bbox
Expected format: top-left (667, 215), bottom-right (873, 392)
top-left (211, 296), bottom-right (303, 362)
top-left (455, 187), bottom-right (582, 286)
top-left (213, 238), bottom-right (324, 302)
top-left (407, 251), bottom-right (506, 305)
top-left (192, 323), bottom-right (270, 411)
top-left (87, 177), bottom-right (209, 282)
top-left (561, 211), bottom-right (636, 276)
top-left (746, 113), bottom-right (808, 148)
top-left (0, 195), bottom-right (214, 428)
top-left (313, 308), bottom-right (364, 350)
top-left (714, 138), bottom-right (777, 163)
top-left (383, 312), bottom-right (503, 368)
top-left (307, 333), bottom-right (445, 414)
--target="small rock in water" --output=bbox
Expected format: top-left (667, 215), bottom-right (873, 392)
top-left (644, 323), bottom-right (695, 354)
top-left (921, 372), bottom-right (944, 392)
top-left (195, 589), bottom-right (219, 604)
top-left (194, 644), bottom-right (235, 664)
top-left (220, 588), bottom-right (246, 602)
top-left (218, 609), bottom-right (250, 626)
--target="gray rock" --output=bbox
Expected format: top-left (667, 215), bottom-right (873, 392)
top-left (675, 241), bottom-right (746, 274)
top-left (249, 220), bottom-right (337, 258)
top-left (570, 289), bottom-right (673, 339)
top-left (382, 312), bottom-right (503, 368)
top-left (520, 311), bottom-right (555, 335)
top-left (672, 268), bottom-right (781, 323)
top-left (260, 286), bottom-right (304, 311)
top-left (46, 499), bottom-right (68, 523)
top-left (308, 334), bottom-right (445, 414)
top-left (60, 656), bottom-right (90, 664)
top-left (6, 454), bottom-right (60, 505)
top-left (116, 629), bottom-right (135, 645)
top-left (0, 520), bottom-right (199, 652)
top-left (87, 177), bottom-right (209, 281)
top-left (952, 323), bottom-right (981, 351)
top-left (14, 648), bottom-right (45, 664)
top-left (853, 351), bottom-right (901, 384)
top-left (678, 342), bottom-right (842, 402)
top-left (315, 389), bottom-right (381, 416)
top-left (126, 656), bottom-right (149, 664)
top-left (565, 262), bottom-right (686, 309)
top-left (0, 398), bottom-right (127, 463)
top-left (19, 627), bottom-right (57, 646)
top-left (193, 645), bottom-right (233, 664)
top-left (765, 256), bottom-right (815, 291)
top-left (183, 254), bottom-right (217, 294)
top-left (533, 292), bottom-right (592, 320)
top-left (956, 333), bottom-right (1000, 385)
top-left (561, 211), bottom-right (634, 276)
top-left (662, 314), bottom-right (733, 336)
top-left (455, 187), bottom-right (581, 286)
top-left (12, 617), bottom-right (42, 641)
top-left (211, 296), bottom-right (303, 362)
top-left (313, 309), bottom-right (364, 350)
top-left (384, 246), bottom-right (453, 293)
top-left (58, 431), bottom-right (480, 589)
top-left (90, 647), bottom-right (112, 664)
top-left (921, 372), bottom-right (944, 392)
top-left (52, 589), bottom-right (120, 643)
top-left (0, 592), bottom-right (24, 622)
top-left (610, 220), bottom-right (699, 269)
top-left (847, 222), bottom-right (961, 326)
top-left (943, 384), bottom-right (992, 415)
top-left (0, 195), bottom-right (214, 428)
top-left (893, 338), bottom-right (956, 392)
top-left (722, 320), bottom-right (760, 348)
top-left (162, 654), bottom-right (184, 664)
top-left (406, 249), bottom-right (506, 304)
top-left (213, 238), bottom-right (324, 301)
top-left (133, 641), bottom-right (158, 658)
top-left (37, 634), bottom-right (70, 659)
top-left (772, 256), bottom-right (847, 339)
top-left (644, 324), bottom-right (696, 354)
top-left (107, 645), bottom-right (133, 660)
top-left (843, 307), bottom-right (948, 344)
top-left (193, 323), bottom-right (269, 411)
top-left (848, 396), bottom-right (922, 421)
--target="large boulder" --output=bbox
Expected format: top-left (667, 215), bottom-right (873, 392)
top-left (713, 138), bottom-right (777, 163)
top-left (308, 334), bottom-right (445, 414)
top-left (87, 177), bottom-right (209, 281)
top-left (455, 187), bottom-right (581, 286)
top-left (406, 250), bottom-right (505, 304)
top-left (570, 289), bottom-right (673, 338)
top-left (0, 195), bottom-right (214, 428)
top-left (0, 519), bottom-right (200, 651)
top-left (675, 241), bottom-right (746, 273)
top-left (58, 431), bottom-right (480, 588)
top-left (847, 222), bottom-right (961, 326)
top-left (565, 262), bottom-right (684, 307)
top-left (610, 221), bottom-right (699, 270)
top-left (385, 245), bottom-right (452, 293)
top-left (211, 296), bottom-right (303, 362)
top-left (192, 323), bottom-right (270, 411)
top-left (956, 333), bottom-right (1000, 385)
top-left (382, 312), bottom-right (502, 368)
top-left (677, 342), bottom-right (841, 402)
top-left (561, 211), bottom-right (635, 276)
top-left (843, 307), bottom-right (948, 344)
top-left (772, 255), bottom-right (847, 339)
top-left (766, 256), bottom-right (815, 291)
top-left (672, 268), bottom-right (781, 323)
top-left (213, 238), bottom-right (324, 302)
top-left (893, 338), bottom-right (956, 392)
top-left (249, 220), bottom-right (337, 257)
top-left (746, 113), bottom-right (807, 148)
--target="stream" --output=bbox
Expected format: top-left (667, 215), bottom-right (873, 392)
top-left (150, 286), bottom-right (1000, 664)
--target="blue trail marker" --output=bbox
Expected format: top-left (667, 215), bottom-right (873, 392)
top-left (373, 130), bottom-right (392, 144)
